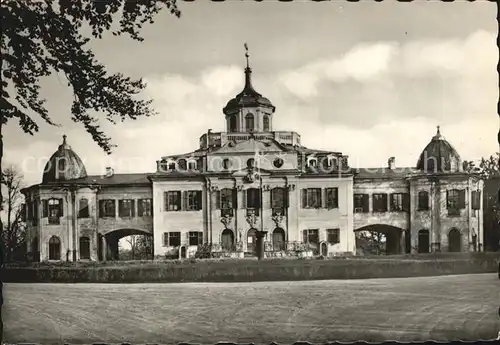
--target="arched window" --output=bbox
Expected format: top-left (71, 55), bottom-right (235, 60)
top-left (78, 198), bottom-right (89, 218)
top-left (58, 158), bottom-right (66, 172)
top-left (245, 113), bottom-right (254, 132)
top-left (187, 160), bottom-right (197, 170)
top-left (49, 236), bottom-right (61, 260)
top-left (229, 115), bottom-right (237, 132)
top-left (79, 236), bottom-right (91, 259)
top-left (263, 115), bottom-right (270, 132)
top-left (246, 158), bottom-right (255, 169)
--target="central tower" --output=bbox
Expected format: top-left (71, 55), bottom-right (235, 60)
top-left (222, 43), bottom-right (276, 133)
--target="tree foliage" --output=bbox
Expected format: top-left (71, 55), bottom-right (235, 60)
top-left (0, 0), bottom-right (181, 261)
top-left (463, 153), bottom-right (500, 179)
top-left (1, 166), bottom-right (26, 262)
top-left (1, 0), bottom-right (180, 153)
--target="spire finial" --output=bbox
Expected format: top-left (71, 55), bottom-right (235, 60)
top-left (244, 42), bottom-right (250, 69)
top-left (62, 134), bottom-right (67, 144)
top-left (436, 125), bottom-right (440, 135)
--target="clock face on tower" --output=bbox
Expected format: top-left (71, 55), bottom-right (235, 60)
top-left (273, 158), bottom-right (284, 168)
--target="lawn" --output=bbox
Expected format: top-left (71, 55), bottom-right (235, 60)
top-left (3, 273), bottom-right (499, 344)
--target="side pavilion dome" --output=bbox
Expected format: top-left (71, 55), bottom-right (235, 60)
top-left (42, 135), bottom-right (88, 183)
top-left (416, 126), bottom-right (462, 173)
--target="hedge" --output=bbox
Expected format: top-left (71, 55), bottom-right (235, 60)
top-left (2, 253), bottom-right (499, 283)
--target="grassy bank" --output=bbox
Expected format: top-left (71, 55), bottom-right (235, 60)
top-left (2, 252), bottom-right (499, 283)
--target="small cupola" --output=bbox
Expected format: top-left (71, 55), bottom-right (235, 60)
top-left (42, 135), bottom-right (88, 183)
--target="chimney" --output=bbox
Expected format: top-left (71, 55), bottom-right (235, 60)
top-left (105, 167), bottom-right (114, 177)
top-left (388, 157), bottom-right (396, 170)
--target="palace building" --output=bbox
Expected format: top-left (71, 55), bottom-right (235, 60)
top-left (21, 54), bottom-right (484, 262)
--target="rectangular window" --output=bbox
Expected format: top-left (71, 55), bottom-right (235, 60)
top-left (189, 231), bottom-right (203, 246)
top-left (418, 191), bottom-right (429, 211)
top-left (327, 228), bottom-right (340, 245)
top-left (353, 194), bottom-right (369, 213)
top-left (390, 193), bottom-right (408, 212)
top-left (447, 189), bottom-right (465, 216)
top-left (471, 190), bottom-right (481, 210)
top-left (99, 199), bottom-right (116, 218)
top-left (325, 188), bottom-right (339, 209)
top-left (271, 187), bottom-right (287, 215)
top-left (219, 188), bottom-right (235, 217)
top-left (246, 188), bottom-right (261, 216)
top-left (138, 199), bottom-right (152, 216)
top-left (48, 198), bottom-right (62, 224)
top-left (163, 232), bottom-right (181, 246)
top-left (301, 188), bottom-right (322, 209)
top-left (118, 199), bottom-right (135, 217)
top-left (165, 191), bottom-right (181, 211)
top-left (78, 198), bottom-right (89, 218)
top-left (186, 190), bottom-right (202, 211)
top-left (302, 229), bottom-right (319, 244)
top-left (372, 193), bottom-right (388, 213)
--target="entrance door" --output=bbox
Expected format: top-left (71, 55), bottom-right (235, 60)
top-left (79, 237), bottom-right (91, 259)
top-left (180, 246), bottom-right (187, 259)
top-left (272, 228), bottom-right (285, 251)
top-left (448, 229), bottom-right (461, 252)
top-left (247, 228), bottom-right (257, 254)
top-left (321, 242), bottom-right (328, 256)
top-left (418, 230), bottom-right (430, 253)
top-left (221, 229), bottom-right (234, 251)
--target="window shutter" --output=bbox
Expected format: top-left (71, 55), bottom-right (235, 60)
top-left (42, 199), bottom-right (48, 217)
top-left (458, 189), bottom-right (466, 209)
top-left (322, 188), bottom-right (327, 208)
top-left (446, 190), bottom-right (450, 208)
top-left (284, 189), bottom-right (289, 208)
top-left (318, 188), bottom-right (322, 208)
top-left (215, 190), bottom-right (221, 209)
top-left (163, 232), bottom-right (168, 246)
top-left (59, 198), bottom-right (64, 216)
top-left (138, 200), bottom-right (143, 216)
top-left (473, 191), bottom-right (481, 210)
top-left (242, 189), bottom-right (247, 209)
top-left (182, 191), bottom-right (187, 211)
top-left (302, 230), bottom-right (307, 243)
top-left (150, 199), bottom-right (154, 216)
top-left (363, 194), bottom-right (369, 212)
top-left (131, 200), bottom-right (135, 217)
top-left (232, 189), bottom-right (238, 209)
top-left (301, 189), bottom-right (307, 208)
top-left (164, 192), bottom-right (168, 211)
top-left (402, 193), bottom-right (410, 212)
top-left (196, 191), bottom-right (202, 210)
top-left (270, 189), bottom-right (274, 209)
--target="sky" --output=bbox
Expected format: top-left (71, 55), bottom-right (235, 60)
top-left (4, 0), bottom-right (498, 187)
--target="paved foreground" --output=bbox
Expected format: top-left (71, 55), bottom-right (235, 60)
top-left (3, 274), bottom-right (499, 344)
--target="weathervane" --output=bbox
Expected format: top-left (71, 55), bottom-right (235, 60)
top-left (244, 42), bottom-right (250, 68)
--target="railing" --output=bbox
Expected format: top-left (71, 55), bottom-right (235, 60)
top-left (199, 131), bottom-right (301, 149)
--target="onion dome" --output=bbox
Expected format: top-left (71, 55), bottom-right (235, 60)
top-left (416, 126), bottom-right (462, 173)
top-left (42, 135), bottom-right (88, 183)
top-left (223, 45), bottom-right (275, 115)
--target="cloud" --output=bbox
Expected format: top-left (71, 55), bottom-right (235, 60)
top-left (8, 30), bottom-right (498, 188)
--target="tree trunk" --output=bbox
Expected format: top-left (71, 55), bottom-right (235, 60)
top-left (1, 118), bottom-right (4, 265)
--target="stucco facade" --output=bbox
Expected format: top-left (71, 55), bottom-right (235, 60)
top-left (20, 59), bottom-right (484, 262)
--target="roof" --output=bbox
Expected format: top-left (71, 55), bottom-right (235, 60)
top-left (42, 135), bottom-right (88, 183)
top-left (223, 67), bottom-right (275, 114)
top-left (354, 167), bottom-right (417, 179)
top-left (416, 127), bottom-right (461, 173)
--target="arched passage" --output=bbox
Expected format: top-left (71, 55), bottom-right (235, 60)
top-left (418, 229), bottom-right (430, 253)
top-left (448, 228), bottom-right (462, 252)
top-left (79, 236), bottom-right (91, 259)
top-left (221, 229), bottom-right (234, 251)
top-left (354, 224), bottom-right (405, 255)
top-left (48, 236), bottom-right (61, 260)
top-left (272, 228), bottom-right (285, 251)
top-left (100, 228), bottom-right (153, 261)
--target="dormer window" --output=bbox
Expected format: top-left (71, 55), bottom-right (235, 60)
top-left (245, 113), bottom-right (254, 132)
top-left (308, 158), bottom-right (317, 168)
top-left (187, 160), bottom-right (197, 170)
top-left (167, 161), bottom-right (176, 171)
top-left (177, 159), bottom-right (187, 171)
